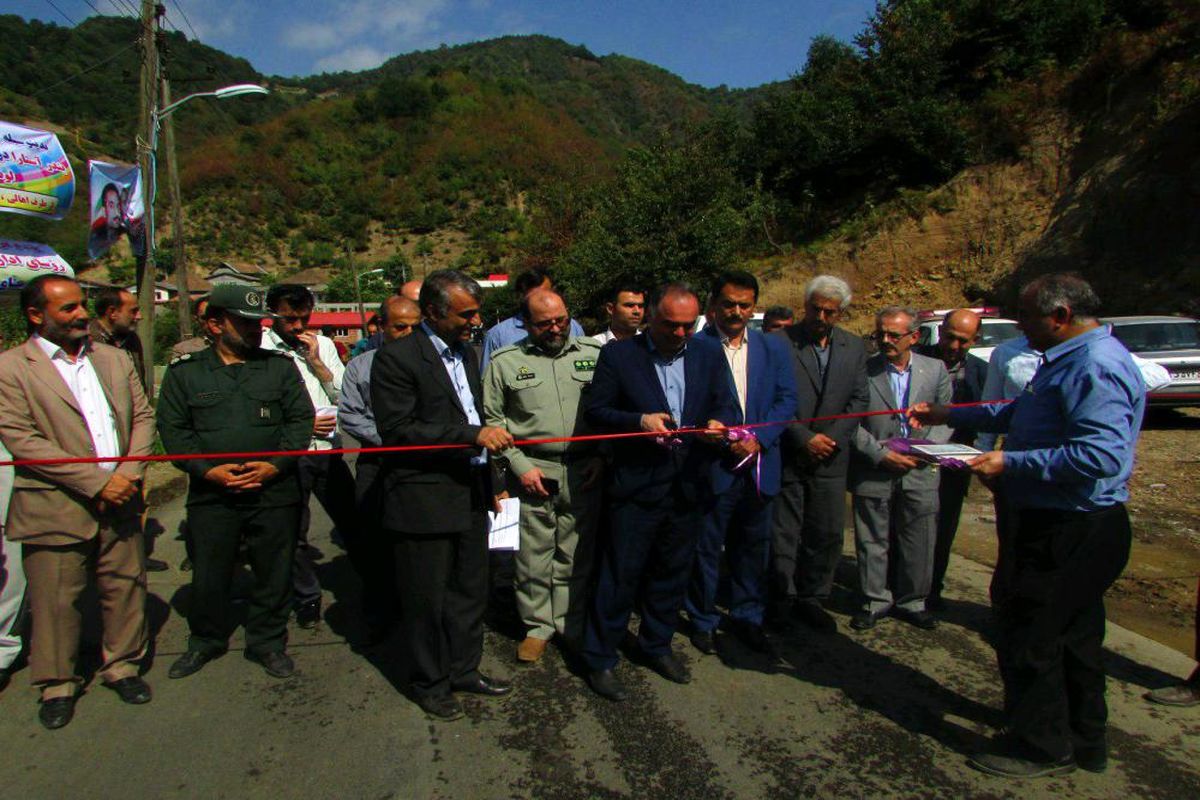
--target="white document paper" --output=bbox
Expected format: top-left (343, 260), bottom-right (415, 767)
top-left (488, 497), bottom-right (521, 551)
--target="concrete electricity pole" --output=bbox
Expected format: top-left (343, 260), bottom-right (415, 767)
top-left (135, 0), bottom-right (161, 393)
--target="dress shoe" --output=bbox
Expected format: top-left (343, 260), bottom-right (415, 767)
top-left (793, 602), bottom-right (838, 633)
top-left (104, 676), bottom-right (152, 704)
top-left (451, 674), bottom-right (512, 696)
top-left (38, 696), bottom-right (76, 730)
top-left (180, 556), bottom-right (192, 572)
top-left (586, 669), bottom-right (628, 702)
top-left (0, 667), bottom-right (10, 693)
top-left (1074, 745), bottom-right (1107, 773)
top-left (1145, 679), bottom-right (1200, 707)
top-left (417, 693), bottom-right (464, 721)
top-left (926, 594), bottom-right (946, 612)
top-left (168, 649), bottom-right (216, 679)
top-left (646, 652), bottom-right (691, 684)
top-left (689, 630), bottom-right (717, 655)
top-left (967, 752), bottom-right (1076, 778)
top-left (246, 649), bottom-right (295, 679)
top-left (295, 599), bottom-right (321, 629)
top-left (849, 611), bottom-right (878, 631)
top-left (144, 557), bottom-right (169, 573)
top-left (732, 622), bottom-right (776, 655)
top-left (893, 607), bottom-right (938, 630)
top-left (517, 636), bottom-right (550, 663)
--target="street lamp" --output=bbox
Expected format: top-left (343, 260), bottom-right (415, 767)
top-left (135, 82), bottom-right (269, 393)
top-left (354, 267), bottom-right (385, 337)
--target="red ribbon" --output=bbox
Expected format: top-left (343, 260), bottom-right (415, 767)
top-left (0, 399), bottom-right (1013, 469)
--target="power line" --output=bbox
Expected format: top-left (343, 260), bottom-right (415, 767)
top-left (171, 0), bottom-right (201, 41)
top-left (39, 38), bottom-right (140, 93)
top-left (45, 0), bottom-right (77, 26)
top-left (79, 0), bottom-right (104, 16)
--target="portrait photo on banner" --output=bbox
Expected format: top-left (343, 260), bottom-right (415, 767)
top-left (87, 160), bottom-right (146, 261)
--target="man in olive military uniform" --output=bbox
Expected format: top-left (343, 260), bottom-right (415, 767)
top-left (156, 284), bottom-right (315, 680)
top-left (484, 289), bottom-right (604, 662)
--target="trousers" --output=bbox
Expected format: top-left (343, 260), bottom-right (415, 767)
top-left (771, 472), bottom-right (847, 606)
top-left (931, 468), bottom-right (971, 599)
top-left (852, 482), bottom-right (938, 615)
top-left (294, 453), bottom-right (357, 603)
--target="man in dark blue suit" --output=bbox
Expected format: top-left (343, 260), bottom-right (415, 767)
top-left (582, 283), bottom-right (741, 701)
top-left (685, 272), bottom-right (798, 655)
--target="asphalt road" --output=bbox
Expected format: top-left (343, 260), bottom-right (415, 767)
top-left (3, 488), bottom-right (1198, 799)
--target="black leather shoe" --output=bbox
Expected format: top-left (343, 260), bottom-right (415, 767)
top-left (38, 696), bottom-right (76, 730)
top-left (733, 622), bottom-right (776, 655)
top-left (168, 649), bottom-right (216, 679)
top-left (0, 667), bottom-right (10, 693)
top-left (587, 669), bottom-right (628, 702)
top-left (893, 607), bottom-right (938, 630)
top-left (690, 630), bottom-right (717, 655)
top-left (417, 693), bottom-right (464, 721)
top-left (926, 594), bottom-right (946, 612)
top-left (451, 674), bottom-right (512, 696)
top-left (104, 676), bottom-right (152, 704)
top-left (647, 652), bottom-right (691, 684)
top-left (967, 752), bottom-right (1076, 778)
top-left (1074, 744), bottom-right (1107, 773)
top-left (849, 611), bottom-right (878, 631)
top-left (295, 599), bottom-right (321, 629)
top-left (793, 602), bottom-right (838, 633)
top-left (245, 649), bottom-right (295, 679)
top-left (144, 557), bottom-right (169, 573)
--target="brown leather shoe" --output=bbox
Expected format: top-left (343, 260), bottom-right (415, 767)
top-left (517, 636), bottom-right (549, 663)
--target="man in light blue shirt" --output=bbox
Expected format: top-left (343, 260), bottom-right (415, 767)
top-left (481, 269), bottom-right (584, 369)
top-left (913, 274), bottom-right (1143, 779)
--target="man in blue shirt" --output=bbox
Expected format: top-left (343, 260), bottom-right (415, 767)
top-left (912, 274), bottom-right (1145, 779)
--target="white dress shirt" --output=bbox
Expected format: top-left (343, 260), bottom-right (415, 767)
top-left (720, 333), bottom-right (749, 415)
top-left (261, 327), bottom-right (345, 450)
top-left (34, 335), bottom-right (120, 472)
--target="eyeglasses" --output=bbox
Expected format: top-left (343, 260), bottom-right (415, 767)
top-left (529, 316), bottom-right (569, 332)
top-left (876, 330), bottom-right (914, 341)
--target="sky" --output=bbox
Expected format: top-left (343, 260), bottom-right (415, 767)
top-left (9, 0), bottom-right (878, 88)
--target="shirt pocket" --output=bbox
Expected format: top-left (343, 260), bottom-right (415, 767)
top-left (187, 392), bottom-right (228, 432)
top-left (244, 387), bottom-right (285, 427)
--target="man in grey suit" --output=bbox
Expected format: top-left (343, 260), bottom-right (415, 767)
top-left (849, 305), bottom-right (951, 631)
top-left (917, 309), bottom-right (988, 609)
top-left (773, 275), bottom-right (868, 633)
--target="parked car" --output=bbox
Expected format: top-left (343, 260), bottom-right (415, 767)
top-left (1103, 315), bottom-right (1200, 407)
top-left (916, 307), bottom-right (1022, 363)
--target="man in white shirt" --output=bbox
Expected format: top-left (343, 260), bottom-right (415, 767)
top-left (593, 284), bottom-right (645, 345)
top-left (0, 439), bottom-right (23, 694)
top-left (261, 284), bottom-right (352, 629)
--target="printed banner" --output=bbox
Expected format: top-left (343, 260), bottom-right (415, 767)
top-left (0, 121), bottom-right (75, 220)
top-left (88, 160), bottom-right (146, 260)
top-left (0, 240), bottom-right (74, 291)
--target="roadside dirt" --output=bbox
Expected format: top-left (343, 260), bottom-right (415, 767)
top-left (951, 407), bottom-right (1200, 659)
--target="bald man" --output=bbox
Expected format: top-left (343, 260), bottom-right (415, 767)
top-left (917, 308), bottom-right (988, 608)
top-left (398, 280), bottom-right (422, 303)
top-left (338, 294), bottom-right (421, 642)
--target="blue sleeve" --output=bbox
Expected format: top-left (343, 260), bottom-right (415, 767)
top-left (570, 319), bottom-right (585, 337)
top-left (584, 345), bottom-right (644, 432)
top-left (949, 399), bottom-right (1014, 434)
top-left (1003, 365), bottom-right (1138, 484)
top-left (756, 336), bottom-right (798, 450)
top-left (337, 357), bottom-right (380, 446)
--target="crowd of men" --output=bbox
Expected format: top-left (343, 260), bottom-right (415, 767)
top-left (0, 266), bottom-right (1196, 783)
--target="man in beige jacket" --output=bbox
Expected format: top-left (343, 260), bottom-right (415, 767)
top-left (0, 275), bottom-right (156, 729)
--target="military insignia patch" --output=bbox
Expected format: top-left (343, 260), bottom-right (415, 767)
top-left (573, 359), bottom-right (596, 372)
top-left (169, 353), bottom-right (192, 365)
top-left (516, 366), bottom-right (537, 381)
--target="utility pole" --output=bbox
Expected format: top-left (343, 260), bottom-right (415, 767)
top-left (135, 0), bottom-right (161, 393)
top-left (161, 75), bottom-right (193, 339)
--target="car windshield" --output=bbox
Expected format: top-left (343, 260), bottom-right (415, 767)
top-left (1109, 322), bottom-right (1200, 353)
top-left (975, 322), bottom-right (1021, 347)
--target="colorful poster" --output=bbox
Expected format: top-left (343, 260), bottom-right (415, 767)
top-left (0, 240), bottom-right (74, 291)
top-left (0, 121), bottom-right (75, 220)
top-left (87, 160), bottom-right (146, 260)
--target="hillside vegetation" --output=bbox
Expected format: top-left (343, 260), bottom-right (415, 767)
top-left (0, 1), bottom-right (1196, 326)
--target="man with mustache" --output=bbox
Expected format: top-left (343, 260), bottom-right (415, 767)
top-left (0, 275), bottom-right (156, 729)
top-left (156, 284), bottom-right (315, 682)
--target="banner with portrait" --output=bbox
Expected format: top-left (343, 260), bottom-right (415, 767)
top-left (0, 240), bottom-right (74, 292)
top-left (87, 160), bottom-right (147, 260)
top-left (0, 121), bottom-right (75, 220)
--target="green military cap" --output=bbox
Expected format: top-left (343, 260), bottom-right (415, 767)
top-left (208, 283), bottom-right (275, 320)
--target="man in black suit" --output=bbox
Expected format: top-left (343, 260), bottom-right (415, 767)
top-left (772, 275), bottom-right (869, 633)
top-left (581, 283), bottom-right (740, 701)
top-left (370, 270), bottom-right (516, 721)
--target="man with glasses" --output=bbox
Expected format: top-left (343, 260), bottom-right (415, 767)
top-left (484, 290), bottom-right (604, 663)
top-left (848, 306), bottom-right (951, 631)
top-left (261, 284), bottom-right (350, 629)
top-left (773, 275), bottom-right (868, 633)
top-left (338, 295), bottom-right (421, 645)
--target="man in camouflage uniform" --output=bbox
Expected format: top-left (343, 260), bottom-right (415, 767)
top-left (484, 289), bottom-right (604, 662)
